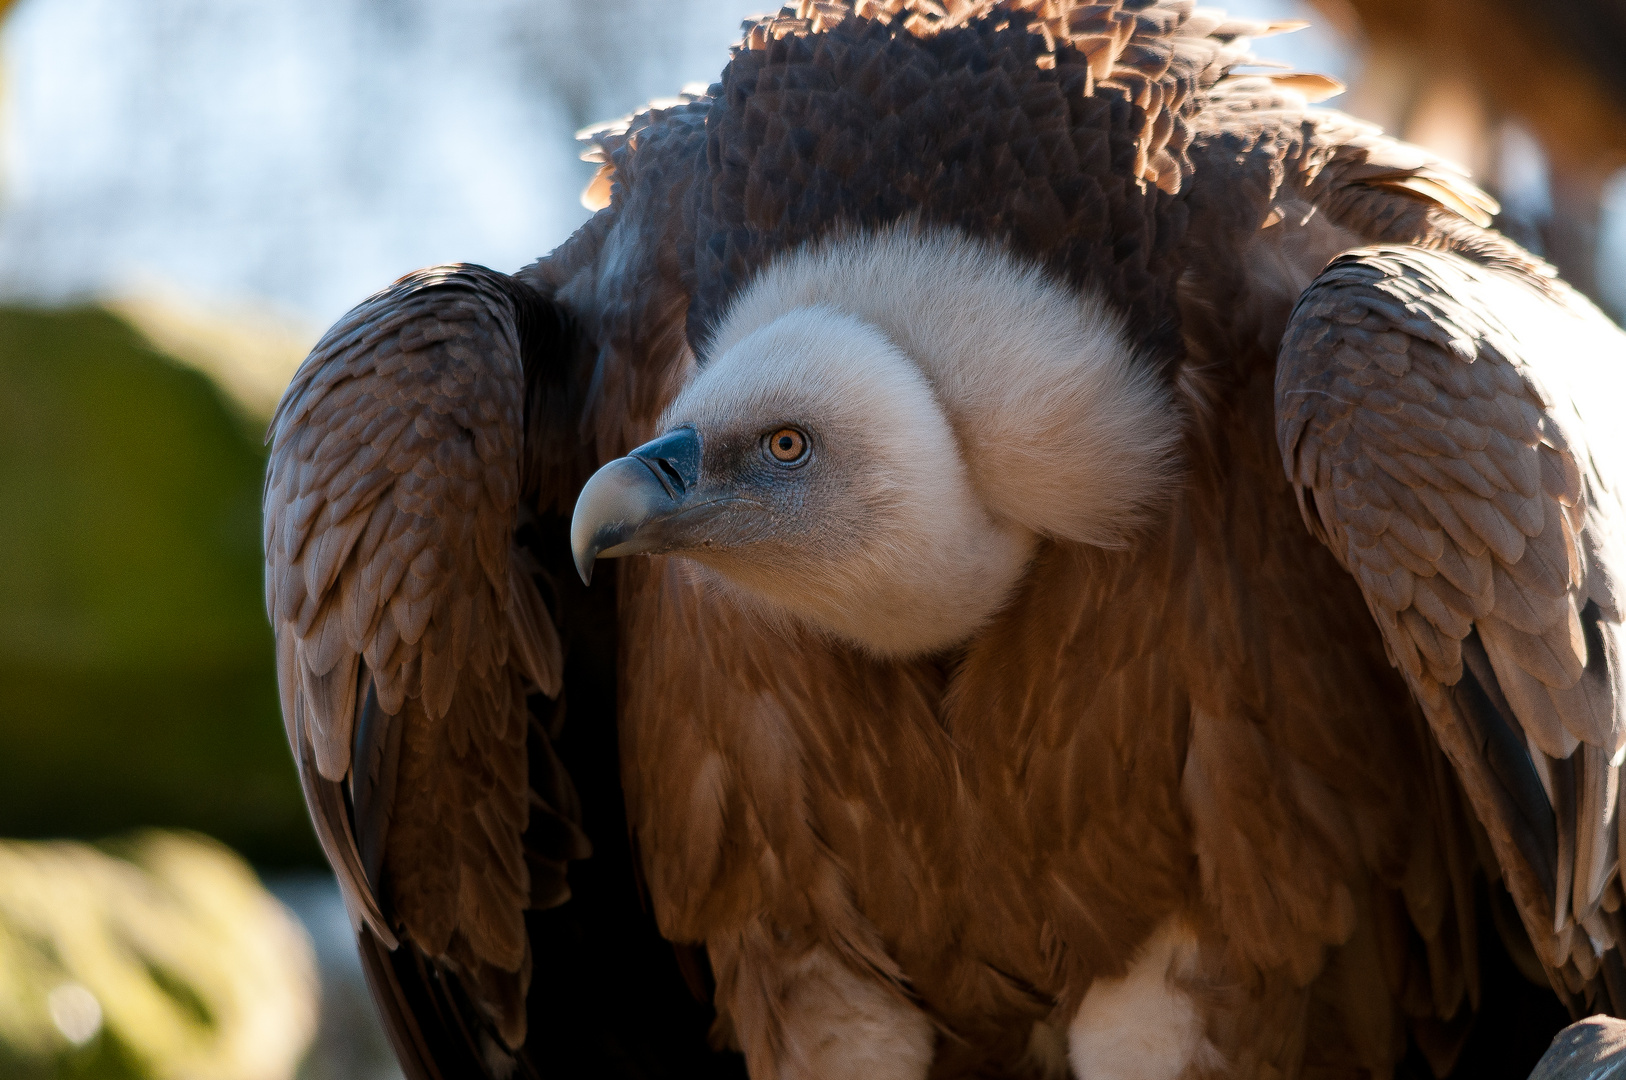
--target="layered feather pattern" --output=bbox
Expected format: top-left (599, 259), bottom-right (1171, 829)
top-left (263, 2), bottom-right (1626, 1076)
top-left (1279, 246), bottom-right (1626, 1011)
top-left (265, 266), bottom-right (581, 1049)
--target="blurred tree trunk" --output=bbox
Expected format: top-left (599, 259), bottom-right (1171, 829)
top-left (1314, 0), bottom-right (1626, 304)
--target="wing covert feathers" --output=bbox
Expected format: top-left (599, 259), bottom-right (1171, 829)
top-left (1278, 245), bottom-right (1626, 1011)
top-left (265, 264), bottom-right (577, 1048)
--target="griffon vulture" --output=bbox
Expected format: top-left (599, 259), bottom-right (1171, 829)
top-left (263, 2), bottom-right (1626, 1077)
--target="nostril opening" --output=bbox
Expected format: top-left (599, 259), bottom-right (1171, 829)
top-left (656, 458), bottom-right (685, 492)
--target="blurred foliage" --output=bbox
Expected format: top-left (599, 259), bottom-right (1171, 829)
top-left (0, 306), bottom-right (316, 864)
top-left (0, 831), bottom-right (317, 1080)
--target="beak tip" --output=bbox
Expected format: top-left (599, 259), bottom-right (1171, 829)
top-left (570, 535), bottom-right (597, 586)
top-left (570, 435), bottom-right (701, 587)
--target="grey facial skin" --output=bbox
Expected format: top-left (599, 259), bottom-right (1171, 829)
top-left (569, 425), bottom-right (801, 585)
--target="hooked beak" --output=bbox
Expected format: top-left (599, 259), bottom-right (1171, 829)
top-left (569, 427), bottom-right (706, 585)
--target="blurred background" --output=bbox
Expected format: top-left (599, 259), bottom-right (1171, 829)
top-left (0, 0), bottom-right (1621, 1077)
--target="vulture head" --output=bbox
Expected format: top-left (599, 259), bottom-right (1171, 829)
top-left (571, 226), bottom-right (1184, 656)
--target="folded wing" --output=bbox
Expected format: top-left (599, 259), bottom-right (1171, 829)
top-left (266, 265), bottom-right (598, 1072)
top-left (1277, 245), bottom-right (1626, 1012)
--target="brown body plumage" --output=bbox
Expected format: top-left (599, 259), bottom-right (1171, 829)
top-left (264, 3), bottom-right (1626, 1077)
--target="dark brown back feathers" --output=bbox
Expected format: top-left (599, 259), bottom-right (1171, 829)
top-left (675, 0), bottom-right (1301, 363)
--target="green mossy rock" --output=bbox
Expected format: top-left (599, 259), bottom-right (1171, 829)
top-left (0, 306), bottom-right (315, 865)
top-left (0, 831), bottom-right (317, 1080)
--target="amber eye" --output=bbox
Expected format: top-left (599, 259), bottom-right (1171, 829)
top-left (764, 427), bottom-right (809, 465)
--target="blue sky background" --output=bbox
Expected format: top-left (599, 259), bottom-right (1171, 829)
top-left (0, 0), bottom-right (1377, 332)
